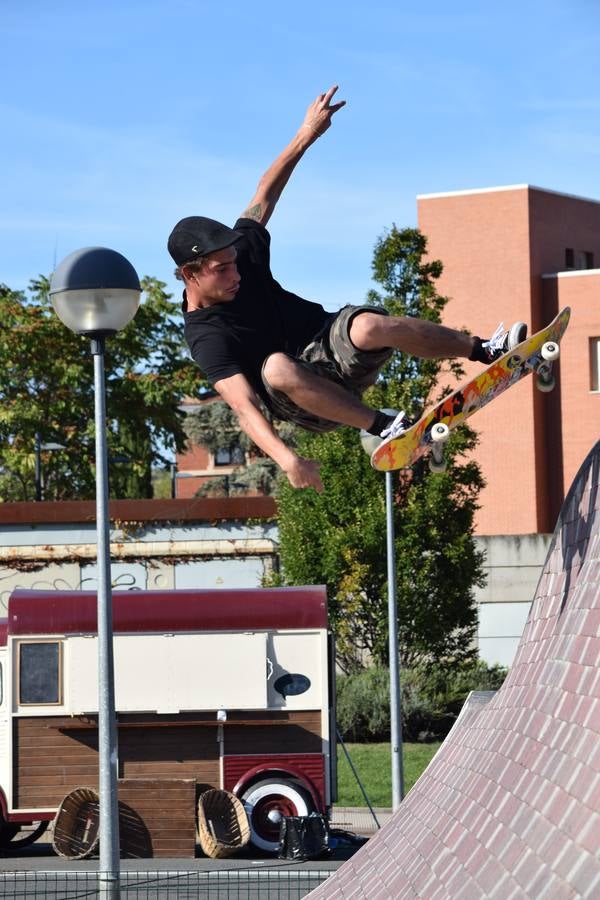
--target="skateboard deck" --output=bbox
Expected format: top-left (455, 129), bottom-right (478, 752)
top-left (371, 307), bottom-right (571, 472)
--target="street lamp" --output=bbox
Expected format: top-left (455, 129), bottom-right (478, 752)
top-left (34, 435), bottom-right (66, 501)
top-left (50, 247), bottom-right (140, 898)
top-left (360, 414), bottom-right (405, 809)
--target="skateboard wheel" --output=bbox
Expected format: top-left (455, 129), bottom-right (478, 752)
top-left (429, 457), bottom-right (447, 474)
top-left (536, 374), bottom-right (556, 393)
top-left (541, 341), bottom-right (559, 361)
top-left (430, 423), bottom-right (450, 443)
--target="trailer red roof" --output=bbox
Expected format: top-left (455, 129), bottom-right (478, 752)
top-left (0, 621), bottom-right (7, 646)
top-left (8, 587), bottom-right (328, 635)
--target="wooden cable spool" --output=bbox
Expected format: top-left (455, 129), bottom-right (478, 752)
top-left (196, 789), bottom-right (250, 859)
top-left (52, 787), bottom-right (100, 860)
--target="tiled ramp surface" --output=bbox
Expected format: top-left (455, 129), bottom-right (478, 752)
top-left (310, 441), bottom-right (600, 899)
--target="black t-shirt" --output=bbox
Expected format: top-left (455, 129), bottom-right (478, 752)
top-left (183, 218), bottom-right (332, 404)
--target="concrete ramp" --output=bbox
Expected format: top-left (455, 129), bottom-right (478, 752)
top-left (311, 440), bottom-right (600, 899)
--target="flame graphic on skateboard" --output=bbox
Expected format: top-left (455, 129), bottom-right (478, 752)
top-left (371, 307), bottom-right (571, 472)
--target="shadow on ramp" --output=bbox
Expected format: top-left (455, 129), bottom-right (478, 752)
top-left (309, 440), bottom-right (600, 899)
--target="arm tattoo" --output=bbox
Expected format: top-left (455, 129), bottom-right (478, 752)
top-left (242, 203), bottom-right (263, 221)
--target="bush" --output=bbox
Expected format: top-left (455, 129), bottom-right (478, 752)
top-left (336, 660), bottom-right (508, 743)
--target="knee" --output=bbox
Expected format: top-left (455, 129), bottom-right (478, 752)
top-left (349, 312), bottom-right (386, 351)
top-left (262, 353), bottom-right (297, 391)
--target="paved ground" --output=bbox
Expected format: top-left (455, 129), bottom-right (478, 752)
top-left (0, 808), bottom-right (391, 876)
top-left (330, 806), bottom-right (392, 835)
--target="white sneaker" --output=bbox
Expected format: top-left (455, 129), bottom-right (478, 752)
top-left (380, 410), bottom-right (411, 440)
top-left (482, 321), bottom-right (527, 362)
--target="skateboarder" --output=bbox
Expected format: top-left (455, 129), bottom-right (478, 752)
top-left (169, 86), bottom-right (526, 493)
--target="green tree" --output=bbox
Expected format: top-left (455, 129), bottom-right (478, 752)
top-left (0, 275), bottom-right (200, 501)
top-left (275, 226), bottom-right (485, 672)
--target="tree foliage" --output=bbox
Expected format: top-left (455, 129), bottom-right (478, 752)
top-left (0, 276), bottom-right (200, 500)
top-left (275, 226), bottom-right (486, 672)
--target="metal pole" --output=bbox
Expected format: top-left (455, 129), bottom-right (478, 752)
top-left (92, 337), bottom-right (120, 898)
top-left (34, 433), bottom-right (42, 502)
top-left (385, 470), bottom-right (404, 808)
top-left (336, 727), bottom-right (381, 829)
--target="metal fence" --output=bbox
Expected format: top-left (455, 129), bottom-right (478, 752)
top-left (0, 869), bottom-right (333, 899)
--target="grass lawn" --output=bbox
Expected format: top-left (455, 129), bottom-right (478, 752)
top-left (335, 741), bottom-right (442, 807)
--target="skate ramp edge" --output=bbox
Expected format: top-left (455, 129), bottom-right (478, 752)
top-left (310, 440), bottom-right (600, 899)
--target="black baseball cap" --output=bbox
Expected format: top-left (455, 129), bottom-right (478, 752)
top-left (167, 216), bottom-right (242, 266)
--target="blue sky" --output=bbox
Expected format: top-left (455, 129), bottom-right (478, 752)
top-left (2, 0), bottom-right (599, 312)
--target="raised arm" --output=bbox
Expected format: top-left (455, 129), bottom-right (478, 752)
top-left (240, 85), bottom-right (346, 226)
top-left (214, 373), bottom-right (324, 492)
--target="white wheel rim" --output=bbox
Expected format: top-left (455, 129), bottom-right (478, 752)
top-left (431, 423), bottom-right (450, 442)
top-left (242, 782), bottom-right (309, 852)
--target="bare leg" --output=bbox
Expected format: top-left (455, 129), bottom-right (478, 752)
top-left (263, 353), bottom-right (376, 429)
top-left (349, 312), bottom-right (475, 358)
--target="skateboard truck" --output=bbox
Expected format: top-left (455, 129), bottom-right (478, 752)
top-left (536, 341), bottom-right (560, 393)
top-left (429, 422), bottom-right (450, 473)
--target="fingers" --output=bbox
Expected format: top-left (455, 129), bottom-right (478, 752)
top-left (301, 463), bottom-right (324, 492)
top-left (315, 85), bottom-right (346, 112)
top-left (322, 85), bottom-right (339, 106)
top-left (286, 457), bottom-right (324, 492)
top-left (311, 470), bottom-right (325, 493)
top-left (322, 85), bottom-right (346, 110)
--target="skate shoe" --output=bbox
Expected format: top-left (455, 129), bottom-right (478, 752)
top-left (359, 409), bottom-right (412, 457)
top-left (481, 321), bottom-right (527, 363)
top-left (380, 410), bottom-right (411, 440)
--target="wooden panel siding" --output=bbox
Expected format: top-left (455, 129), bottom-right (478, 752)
top-left (13, 710), bottom-right (321, 811)
top-left (226, 711), bottom-right (322, 755)
top-left (117, 779), bottom-right (196, 858)
top-left (14, 716), bottom-right (218, 810)
top-left (14, 717), bottom-right (99, 809)
top-left (118, 726), bottom-right (219, 783)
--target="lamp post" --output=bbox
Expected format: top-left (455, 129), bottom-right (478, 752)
top-left (34, 435), bottom-right (66, 501)
top-left (360, 416), bottom-right (405, 809)
top-left (50, 247), bottom-right (140, 898)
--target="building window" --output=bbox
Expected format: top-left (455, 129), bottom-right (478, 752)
top-left (214, 446), bottom-right (245, 467)
top-left (591, 339), bottom-right (600, 393)
top-left (18, 641), bottom-right (62, 705)
top-left (566, 248), bottom-right (595, 270)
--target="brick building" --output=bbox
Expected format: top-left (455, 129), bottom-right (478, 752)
top-left (417, 184), bottom-right (600, 536)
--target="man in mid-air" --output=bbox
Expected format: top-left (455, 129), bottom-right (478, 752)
top-left (168, 86), bottom-right (526, 493)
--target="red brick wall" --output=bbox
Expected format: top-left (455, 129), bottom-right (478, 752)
top-left (418, 187), bottom-right (538, 534)
top-left (418, 185), bottom-right (600, 535)
top-left (544, 272), bottom-right (600, 498)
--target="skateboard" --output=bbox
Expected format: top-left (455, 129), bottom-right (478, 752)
top-left (371, 307), bottom-right (571, 473)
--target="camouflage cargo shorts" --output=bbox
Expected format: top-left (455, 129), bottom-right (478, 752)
top-left (261, 305), bottom-right (392, 433)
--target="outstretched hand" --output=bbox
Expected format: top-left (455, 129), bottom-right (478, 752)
top-left (284, 455), bottom-right (324, 493)
top-left (301, 85), bottom-right (346, 138)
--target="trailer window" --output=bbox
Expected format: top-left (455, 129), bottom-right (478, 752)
top-left (19, 642), bottom-right (62, 705)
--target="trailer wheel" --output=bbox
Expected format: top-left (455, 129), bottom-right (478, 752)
top-left (4, 820), bottom-right (49, 849)
top-left (241, 778), bottom-right (314, 853)
top-left (0, 814), bottom-right (20, 848)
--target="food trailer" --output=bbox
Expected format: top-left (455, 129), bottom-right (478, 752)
top-left (0, 585), bottom-right (335, 853)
